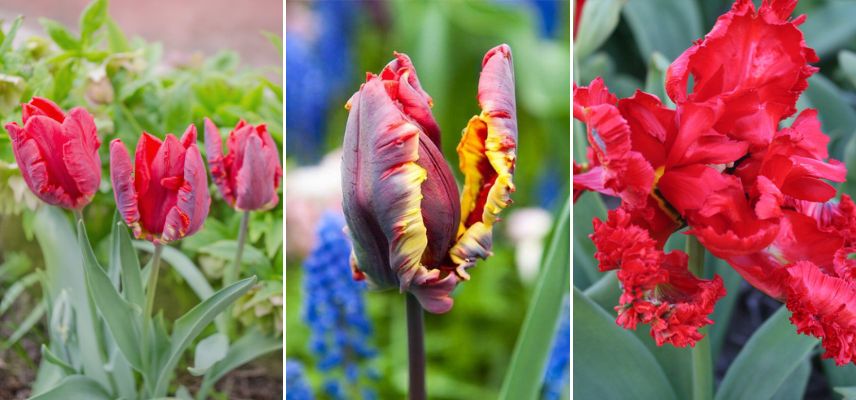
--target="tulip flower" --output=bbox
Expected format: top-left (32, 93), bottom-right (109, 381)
top-left (574, 0), bottom-right (856, 365)
top-left (4, 97), bottom-right (101, 210)
top-left (109, 124), bottom-right (210, 244)
top-left (203, 118), bottom-right (282, 211)
top-left (341, 44), bottom-right (517, 315)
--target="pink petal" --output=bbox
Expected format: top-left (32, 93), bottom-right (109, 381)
top-left (110, 139), bottom-right (141, 236)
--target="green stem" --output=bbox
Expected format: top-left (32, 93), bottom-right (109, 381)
top-left (406, 294), bottom-right (426, 400)
top-left (225, 211), bottom-right (250, 286)
top-left (144, 243), bottom-right (164, 319)
top-left (687, 236), bottom-right (712, 400)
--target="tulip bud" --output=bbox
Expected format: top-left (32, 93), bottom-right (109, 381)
top-left (109, 125), bottom-right (210, 243)
top-left (4, 97), bottom-right (101, 210)
top-left (203, 118), bottom-right (282, 211)
top-left (341, 45), bottom-right (517, 313)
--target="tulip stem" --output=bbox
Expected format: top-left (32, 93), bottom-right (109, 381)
top-left (144, 243), bottom-right (164, 319)
top-left (225, 211), bottom-right (250, 287)
top-left (406, 294), bottom-right (427, 400)
top-left (687, 236), bottom-right (712, 400)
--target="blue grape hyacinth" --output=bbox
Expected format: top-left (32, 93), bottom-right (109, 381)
top-left (302, 212), bottom-right (376, 399)
top-left (286, 359), bottom-right (314, 400)
top-left (542, 296), bottom-right (570, 400)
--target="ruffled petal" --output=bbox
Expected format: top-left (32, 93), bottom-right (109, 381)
top-left (61, 108), bottom-right (101, 207)
top-left (574, 79), bottom-right (654, 207)
top-left (109, 139), bottom-right (141, 238)
top-left (22, 97), bottom-right (66, 123)
top-left (236, 133), bottom-right (277, 211)
top-left (161, 143), bottom-right (210, 243)
top-left (591, 208), bottom-right (726, 347)
top-left (203, 118), bottom-right (235, 205)
top-left (381, 52), bottom-right (442, 147)
top-left (784, 261), bottom-right (856, 365)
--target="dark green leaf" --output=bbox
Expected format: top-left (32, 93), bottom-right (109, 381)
top-left (77, 220), bottom-right (144, 371)
top-left (801, 1), bottom-right (856, 59)
top-left (715, 307), bottom-right (818, 400)
top-left (29, 375), bottom-right (111, 400)
top-left (573, 287), bottom-right (677, 400)
top-left (498, 198), bottom-right (569, 399)
top-left (623, 0), bottom-right (702, 61)
top-left (771, 359), bottom-right (810, 400)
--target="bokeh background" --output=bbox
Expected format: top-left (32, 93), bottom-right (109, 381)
top-left (285, 0), bottom-right (570, 399)
top-left (0, 1), bottom-right (283, 398)
top-left (574, 0), bottom-right (856, 398)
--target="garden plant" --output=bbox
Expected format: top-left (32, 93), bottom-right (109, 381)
top-left (0, 1), bottom-right (283, 398)
top-left (574, 0), bottom-right (856, 398)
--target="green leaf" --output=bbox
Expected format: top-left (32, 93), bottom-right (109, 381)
top-left (188, 333), bottom-right (229, 376)
top-left (29, 375), bottom-right (111, 400)
top-left (196, 329), bottom-right (282, 399)
top-left (40, 344), bottom-right (76, 376)
top-left (39, 18), bottom-right (80, 51)
top-left (573, 191), bottom-right (606, 289)
top-left (709, 256), bottom-right (742, 360)
top-left (77, 220), bottom-right (145, 371)
top-left (715, 307), bottom-right (818, 400)
top-left (498, 198), bottom-right (570, 400)
top-left (0, 16), bottom-right (23, 56)
top-left (803, 74), bottom-right (856, 160)
top-left (839, 50), bottom-right (856, 88)
top-left (0, 271), bottom-right (39, 315)
top-left (153, 276), bottom-right (257, 397)
top-left (644, 52), bottom-right (674, 106)
top-left (822, 358), bottom-right (856, 395)
top-left (79, 0), bottom-right (108, 44)
top-left (836, 386), bottom-right (856, 400)
top-left (573, 287), bottom-right (678, 400)
top-left (134, 241), bottom-right (215, 300)
top-left (623, 0), bottom-right (702, 61)
top-left (574, 0), bottom-right (626, 59)
top-left (198, 240), bottom-right (269, 267)
top-left (112, 220), bottom-right (144, 306)
top-left (771, 359), bottom-right (810, 400)
top-left (801, 0), bottom-right (856, 59)
top-left (105, 18), bottom-right (129, 52)
top-left (33, 207), bottom-right (110, 389)
top-left (1, 301), bottom-right (45, 350)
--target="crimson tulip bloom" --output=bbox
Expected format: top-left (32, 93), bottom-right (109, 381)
top-left (342, 45), bottom-right (517, 313)
top-left (110, 125), bottom-right (210, 243)
top-left (575, 0), bottom-right (856, 364)
top-left (203, 118), bottom-right (282, 211)
top-left (4, 97), bottom-right (101, 209)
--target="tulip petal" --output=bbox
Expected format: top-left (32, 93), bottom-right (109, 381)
top-left (62, 108), bottom-right (101, 205)
top-left (381, 52), bottom-right (441, 147)
top-left (342, 77), bottom-right (433, 292)
top-left (110, 139), bottom-right (141, 238)
top-left (204, 118), bottom-right (234, 204)
top-left (22, 97), bottom-right (65, 123)
top-left (162, 144), bottom-right (210, 242)
top-left (452, 44), bottom-right (518, 270)
top-left (236, 134), bottom-right (277, 211)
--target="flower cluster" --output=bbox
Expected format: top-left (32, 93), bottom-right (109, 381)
top-left (5, 97), bottom-right (281, 246)
top-left (286, 359), bottom-right (315, 400)
top-left (574, 0), bottom-right (856, 364)
top-left (302, 212), bottom-right (376, 399)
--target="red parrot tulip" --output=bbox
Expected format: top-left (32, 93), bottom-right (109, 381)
top-left (342, 44), bottom-right (517, 314)
top-left (110, 125), bottom-right (210, 243)
top-left (4, 97), bottom-right (101, 210)
top-left (574, 0), bottom-right (856, 364)
top-left (203, 118), bottom-right (282, 211)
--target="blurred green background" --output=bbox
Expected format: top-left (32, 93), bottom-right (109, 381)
top-left (285, 0), bottom-right (570, 398)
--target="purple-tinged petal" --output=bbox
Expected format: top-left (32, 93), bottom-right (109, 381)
top-left (110, 139), bottom-right (141, 238)
top-left (61, 108), bottom-right (101, 206)
top-left (161, 144), bottom-right (210, 242)
top-left (204, 118), bottom-right (234, 204)
top-left (236, 133), bottom-right (277, 211)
